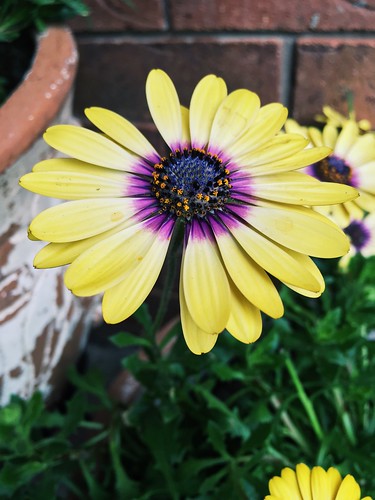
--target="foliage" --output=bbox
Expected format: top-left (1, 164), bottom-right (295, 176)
top-left (0, 0), bottom-right (89, 43)
top-left (0, 255), bottom-right (374, 499)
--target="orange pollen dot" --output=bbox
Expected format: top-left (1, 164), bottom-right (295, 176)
top-left (160, 182), bottom-right (166, 189)
top-left (177, 188), bottom-right (184, 195)
top-left (183, 205), bottom-right (189, 211)
top-left (204, 195), bottom-right (210, 202)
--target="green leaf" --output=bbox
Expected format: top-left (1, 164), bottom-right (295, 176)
top-left (110, 331), bottom-right (152, 349)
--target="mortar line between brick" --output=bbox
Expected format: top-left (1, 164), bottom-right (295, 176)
top-left (279, 36), bottom-right (296, 109)
top-left (162, 0), bottom-right (172, 31)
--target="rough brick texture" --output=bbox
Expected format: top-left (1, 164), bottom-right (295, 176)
top-left (69, 0), bottom-right (166, 32)
top-left (170, 0), bottom-right (375, 32)
top-left (74, 37), bottom-right (285, 124)
top-left (293, 38), bottom-right (375, 125)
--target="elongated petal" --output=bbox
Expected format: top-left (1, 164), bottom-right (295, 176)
top-left (32, 158), bottom-right (115, 174)
top-left (296, 464), bottom-right (313, 500)
top-left (281, 251), bottom-right (325, 297)
top-left (269, 476), bottom-right (301, 500)
top-left (252, 171), bottom-right (358, 206)
top-left (322, 124), bottom-right (339, 149)
top-left (44, 125), bottom-right (138, 171)
top-left (226, 281), bottom-right (262, 343)
top-left (85, 107), bottom-right (158, 159)
top-left (237, 134), bottom-right (309, 167)
top-left (179, 261), bottom-right (218, 355)
top-left (20, 170), bottom-right (127, 200)
top-left (229, 223), bottom-right (321, 291)
top-left (189, 74), bottom-right (227, 149)
top-left (308, 127), bottom-right (324, 147)
top-left (326, 467), bottom-right (342, 499)
top-left (311, 467), bottom-right (330, 500)
top-left (335, 120), bottom-right (359, 158)
top-left (226, 104), bottom-right (288, 158)
top-left (280, 468), bottom-right (303, 500)
top-left (64, 222), bottom-right (158, 296)
top-left (239, 147), bottom-right (332, 175)
top-left (214, 227), bottom-right (283, 318)
top-left (208, 89), bottom-right (260, 153)
top-left (34, 220), bottom-right (133, 268)
top-left (244, 203), bottom-right (351, 257)
top-left (146, 69), bottom-right (182, 149)
top-left (102, 224), bottom-right (173, 323)
top-left (335, 475), bottom-right (361, 500)
top-left (346, 133), bottom-right (375, 168)
top-left (182, 228), bottom-right (230, 333)
top-left (355, 161), bottom-right (375, 193)
top-left (29, 199), bottom-right (136, 242)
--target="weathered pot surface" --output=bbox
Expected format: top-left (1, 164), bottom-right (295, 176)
top-left (0, 27), bottom-right (97, 406)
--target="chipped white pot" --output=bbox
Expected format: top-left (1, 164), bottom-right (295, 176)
top-left (0, 27), bottom-right (97, 406)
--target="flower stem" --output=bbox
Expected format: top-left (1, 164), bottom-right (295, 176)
top-left (284, 355), bottom-right (324, 442)
top-left (332, 387), bottom-right (357, 446)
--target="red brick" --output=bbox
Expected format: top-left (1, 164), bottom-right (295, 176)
top-left (293, 38), bottom-right (375, 126)
top-left (74, 36), bottom-right (285, 128)
top-left (69, 0), bottom-right (166, 32)
top-left (170, 0), bottom-right (375, 32)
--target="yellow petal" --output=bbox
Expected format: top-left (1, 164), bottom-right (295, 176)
top-left (244, 203), bottom-right (351, 257)
top-left (189, 74), bottom-right (227, 148)
top-left (226, 280), bottom-right (262, 343)
top-left (241, 147), bottom-right (332, 176)
top-left (322, 124), bottom-right (339, 149)
top-left (346, 134), bottom-right (375, 168)
top-left (182, 234), bottom-right (230, 333)
top-left (230, 224), bottom-right (321, 291)
top-left (102, 229), bottom-right (171, 323)
top-left (335, 475), bottom-right (361, 500)
top-left (335, 121), bottom-right (359, 159)
top-left (283, 252), bottom-right (325, 297)
top-left (226, 103), bottom-right (287, 158)
top-left (34, 220), bottom-right (133, 268)
top-left (326, 467), bottom-right (342, 500)
top-left (308, 127), bottom-right (324, 147)
top-left (44, 125), bottom-right (138, 171)
top-left (311, 466), bottom-right (330, 500)
top-left (208, 89), bottom-right (260, 153)
top-left (296, 464), bottom-right (313, 500)
top-left (179, 262), bottom-right (218, 355)
top-left (85, 107), bottom-right (158, 159)
top-left (252, 171), bottom-right (358, 206)
top-left (146, 69), bottom-right (182, 149)
top-left (237, 134), bottom-right (309, 167)
top-left (214, 230), bottom-right (283, 318)
top-left (280, 468), bottom-right (304, 500)
top-left (64, 222), bottom-right (157, 296)
top-left (32, 158), bottom-right (114, 174)
top-left (269, 475), bottom-right (301, 500)
top-left (29, 199), bottom-right (135, 242)
top-left (353, 190), bottom-right (375, 212)
top-left (19, 170), bottom-right (126, 200)
top-left (355, 162), bottom-right (375, 193)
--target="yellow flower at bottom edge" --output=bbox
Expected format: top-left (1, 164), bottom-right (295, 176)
top-left (265, 464), bottom-right (373, 500)
top-left (20, 70), bottom-right (357, 354)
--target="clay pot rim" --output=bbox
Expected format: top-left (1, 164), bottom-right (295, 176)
top-left (0, 26), bottom-right (78, 174)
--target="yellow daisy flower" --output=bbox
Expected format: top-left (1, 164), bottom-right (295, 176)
top-left (286, 116), bottom-right (375, 227)
top-left (265, 464), bottom-right (372, 500)
top-left (339, 212), bottom-right (375, 268)
top-left (20, 70), bottom-right (357, 354)
top-left (315, 105), bottom-right (372, 132)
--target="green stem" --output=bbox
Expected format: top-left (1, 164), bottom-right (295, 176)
top-left (284, 355), bottom-right (324, 442)
top-left (152, 220), bottom-right (183, 335)
top-left (332, 387), bottom-right (357, 446)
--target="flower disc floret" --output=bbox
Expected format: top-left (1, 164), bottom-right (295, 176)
top-left (151, 148), bottom-right (232, 219)
top-left (312, 154), bottom-right (352, 185)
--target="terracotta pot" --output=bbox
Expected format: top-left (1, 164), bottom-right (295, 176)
top-left (0, 27), bottom-right (97, 406)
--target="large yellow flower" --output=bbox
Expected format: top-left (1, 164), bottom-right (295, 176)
top-left (20, 70), bottom-right (357, 354)
top-left (286, 115), bottom-right (375, 227)
top-left (266, 464), bottom-right (372, 500)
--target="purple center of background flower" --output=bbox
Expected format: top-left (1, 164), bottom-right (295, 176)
top-left (344, 220), bottom-right (370, 250)
top-left (151, 148), bottom-right (232, 220)
top-left (312, 155), bottom-right (352, 184)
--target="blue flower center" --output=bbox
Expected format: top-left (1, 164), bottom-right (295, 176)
top-left (151, 148), bottom-right (232, 219)
top-left (312, 154), bottom-right (352, 184)
top-left (344, 220), bottom-right (370, 251)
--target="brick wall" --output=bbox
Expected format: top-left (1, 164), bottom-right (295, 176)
top-left (70, 0), bottom-right (375, 137)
